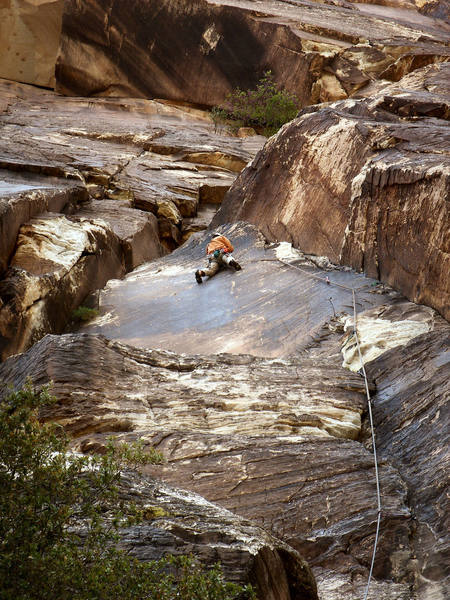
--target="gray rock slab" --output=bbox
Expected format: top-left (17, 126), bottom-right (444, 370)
top-left (81, 222), bottom-right (399, 357)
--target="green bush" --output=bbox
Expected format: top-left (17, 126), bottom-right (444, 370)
top-left (71, 306), bottom-right (99, 322)
top-left (0, 383), bottom-right (255, 600)
top-left (211, 71), bottom-right (299, 136)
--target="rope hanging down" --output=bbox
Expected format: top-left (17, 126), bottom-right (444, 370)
top-left (277, 258), bottom-right (382, 599)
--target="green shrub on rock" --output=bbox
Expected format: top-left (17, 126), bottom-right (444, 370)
top-left (212, 71), bottom-right (299, 136)
top-left (71, 306), bottom-right (99, 322)
top-left (0, 383), bottom-right (255, 600)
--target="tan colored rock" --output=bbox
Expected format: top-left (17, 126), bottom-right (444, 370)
top-left (311, 73), bottom-right (347, 104)
top-left (55, 0), bottom-right (450, 107)
top-left (75, 199), bottom-right (166, 270)
top-left (156, 199), bottom-right (182, 226)
top-left (340, 302), bottom-right (436, 371)
top-left (238, 127), bottom-right (257, 138)
top-left (0, 0), bottom-right (64, 88)
top-left (0, 169), bottom-right (87, 274)
top-left (0, 213), bottom-right (124, 360)
top-left (214, 64), bottom-right (450, 319)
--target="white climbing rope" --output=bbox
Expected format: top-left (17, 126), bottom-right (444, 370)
top-left (276, 257), bottom-right (382, 599)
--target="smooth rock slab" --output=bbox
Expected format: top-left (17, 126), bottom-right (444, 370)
top-left (81, 222), bottom-right (396, 357)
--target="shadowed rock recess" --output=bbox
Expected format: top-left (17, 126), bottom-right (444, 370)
top-left (0, 1), bottom-right (449, 599)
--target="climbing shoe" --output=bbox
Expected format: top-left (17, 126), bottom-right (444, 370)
top-left (195, 270), bottom-right (203, 284)
top-left (230, 259), bottom-right (241, 271)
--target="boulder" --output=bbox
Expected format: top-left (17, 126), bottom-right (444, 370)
top-left (75, 199), bottom-right (166, 271)
top-left (55, 0), bottom-right (450, 107)
top-left (214, 64), bottom-right (450, 319)
top-left (0, 169), bottom-right (88, 274)
top-left (100, 469), bottom-right (319, 600)
top-left (0, 214), bottom-right (124, 361)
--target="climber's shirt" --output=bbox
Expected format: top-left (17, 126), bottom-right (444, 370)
top-left (206, 235), bottom-right (234, 255)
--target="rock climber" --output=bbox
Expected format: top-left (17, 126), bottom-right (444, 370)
top-left (195, 231), bottom-right (241, 284)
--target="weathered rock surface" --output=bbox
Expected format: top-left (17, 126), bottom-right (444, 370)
top-left (0, 80), bottom-right (264, 358)
top-left (367, 328), bottom-right (450, 598)
top-left (75, 199), bottom-right (165, 271)
top-left (56, 0), bottom-right (450, 107)
top-left (0, 169), bottom-right (88, 274)
top-left (0, 0), bottom-right (64, 88)
top-left (0, 213), bottom-right (124, 361)
top-left (115, 470), bottom-right (318, 600)
top-left (214, 63), bottom-right (450, 319)
top-left (0, 78), bottom-right (264, 240)
top-left (0, 216), bottom-right (447, 598)
top-left (80, 222), bottom-right (402, 357)
top-left (0, 331), bottom-right (411, 599)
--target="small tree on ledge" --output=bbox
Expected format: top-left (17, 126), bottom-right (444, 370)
top-left (211, 71), bottom-right (299, 136)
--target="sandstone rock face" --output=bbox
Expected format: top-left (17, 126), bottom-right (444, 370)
top-left (0, 0), bottom-right (64, 88)
top-left (75, 199), bottom-right (165, 271)
top-left (56, 0), bottom-right (450, 107)
top-left (214, 63), bottom-right (450, 319)
top-left (80, 222), bottom-right (401, 357)
top-left (0, 332), bottom-right (409, 599)
top-left (115, 471), bottom-right (318, 600)
top-left (0, 213), bottom-right (124, 360)
top-left (0, 80), bottom-right (263, 358)
top-left (2, 312), bottom-right (448, 599)
top-left (0, 169), bottom-right (88, 274)
top-left (0, 78), bottom-right (264, 245)
top-left (366, 328), bottom-right (450, 598)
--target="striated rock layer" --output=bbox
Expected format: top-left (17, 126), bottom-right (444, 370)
top-left (367, 328), bottom-right (450, 598)
top-left (2, 306), bottom-right (448, 599)
top-left (56, 0), bottom-right (450, 107)
top-left (214, 64), bottom-right (450, 319)
top-left (0, 80), bottom-right (264, 360)
top-left (0, 331), bottom-right (412, 599)
top-left (115, 470), bottom-right (319, 600)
